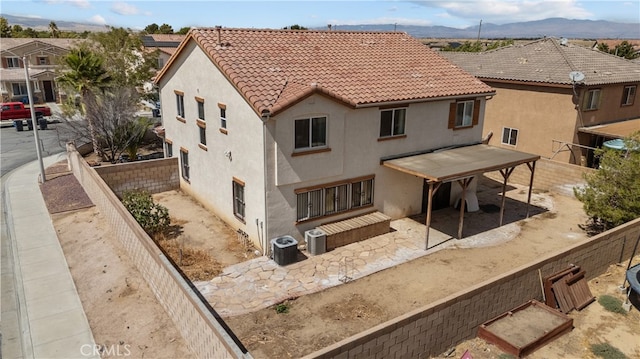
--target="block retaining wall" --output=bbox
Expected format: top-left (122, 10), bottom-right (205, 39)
top-left (306, 219), bottom-right (640, 359)
top-left (66, 145), bottom-right (250, 359)
top-left (94, 157), bottom-right (180, 197)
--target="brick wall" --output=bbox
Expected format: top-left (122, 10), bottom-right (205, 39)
top-left (485, 158), bottom-right (594, 196)
top-left (66, 145), bottom-right (251, 359)
top-left (306, 218), bottom-right (640, 359)
top-left (94, 158), bottom-right (179, 197)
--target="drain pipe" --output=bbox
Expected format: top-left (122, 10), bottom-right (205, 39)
top-left (261, 109), bottom-right (271, 257)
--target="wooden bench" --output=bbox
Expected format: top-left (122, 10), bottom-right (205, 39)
top-left (316, 211), bottom-right (391, 250)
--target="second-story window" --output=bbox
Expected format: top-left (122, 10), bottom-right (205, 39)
top-left (220, 106), bottom-right (227, 129)
top-left (6, 57), bottom-right (20, 68)
top-left (379, 108), bottom-right (406, 138)
top-left (294, 116), bottom-right (327, 150)
top-left (196, 97), bottom-right (205, 120)
top-left (622, 85), bottom-right (636, 106)
top-left (175, 91), bottom-right (185, 118)
top-left (448, 99), bottom-right (480, 130)
top-left (584, 89), bottom-right (601, 110)
top-left (37, 56), bottom-right (48, 65)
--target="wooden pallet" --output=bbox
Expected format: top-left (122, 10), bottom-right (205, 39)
top-left (543, 265), bottom-right (595, 313)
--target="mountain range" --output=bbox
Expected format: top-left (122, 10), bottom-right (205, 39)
top-left (1, 14), bottom-right (638, 39)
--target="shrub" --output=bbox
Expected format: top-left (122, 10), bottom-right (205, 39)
top-left (275, 303), bottom-right (289, 314)
top-left (591, 342), bottom-right (627, 359)
top-left (597, 295), bottom-right (627, 315)
top-left (122, 190), bottom-right (170, 234)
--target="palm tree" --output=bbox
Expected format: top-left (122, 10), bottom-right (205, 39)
top-left (49, 21), bottom-right (60, 38)
top-left (58, 47), bottom-right (112, 159)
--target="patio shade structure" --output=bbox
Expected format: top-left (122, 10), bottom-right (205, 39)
top-left (382, 144), bottom-right (540, 249)
top-left (579, 118), bottom-right (640, 139)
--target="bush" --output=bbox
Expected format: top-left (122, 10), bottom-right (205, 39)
top-left (122, 190), bottom-right (170, 234)
top-left (591, 342), bottom-right (627, 359)
top-left (597, 295), bottom-right (627, 315)
top-left (275, 303), bottom-right (289, 314)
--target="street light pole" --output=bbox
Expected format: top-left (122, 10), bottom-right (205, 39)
top-left (23, 56), bottom-right (47, 182)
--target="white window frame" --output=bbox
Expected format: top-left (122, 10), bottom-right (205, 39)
top-left (11, 83), bottom-right (28, 96)
top-left (180, 149), bottom-right (189, 181)
top-left (176, 93), bottom-right (185, 118)
top-left (294, 116), bottom-right (327, 150)
top-left (622, 85), bottom-right (636, 106)
top-left (584, 89), bottom-right (601, 110)
top-left (7, 57), bottom-right (20, 68)
top-left (296, 177), bottom-right (374, 221)
top-left (220, 107), bottom-right (227, 129)
top-left (379, 108), bottom-right (406, 138)
top-left (501, 127), bottom-right (518, 146)
top-left (455, 100), bottom-right (474, 127)
top-left (233, 179), bottom-right (245, 220)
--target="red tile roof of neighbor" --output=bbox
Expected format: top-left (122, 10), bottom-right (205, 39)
top-left (156, 28), bottom-right (494, 116)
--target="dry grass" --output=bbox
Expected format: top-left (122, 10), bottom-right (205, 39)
top-left (154, 237), bottom-right (223, 281)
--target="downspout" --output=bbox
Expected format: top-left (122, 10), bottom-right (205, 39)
top-left (261, 109), bottom-right (271, 256)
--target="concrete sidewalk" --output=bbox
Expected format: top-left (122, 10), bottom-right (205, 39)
top-left (1, 154), bottom-right (98, 359)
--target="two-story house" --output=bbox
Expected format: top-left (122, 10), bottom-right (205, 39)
top-left (442, 37), bottom-right (640, 167)
top-left (0, 38), bottom-right (80, 103)
top-left (155, 28), bottom-right (541, 252)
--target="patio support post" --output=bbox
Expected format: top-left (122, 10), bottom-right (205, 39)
top-left (499, 167), bottom-right (515, 226)
top-left (456, 177), bottom-right (473, 239)
top-left (425, 181), bottom-right (441, 250)
top-left (526, 161), bottom-right (537, 218)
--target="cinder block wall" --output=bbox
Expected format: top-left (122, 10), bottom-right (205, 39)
top-left (66, 146), bottom-right (251, 359)
top-left (306, 218), bottom-right (640, 359)
top-left (94, 158), bottom-right (179, 197)
top-left (485, 158), bottom-right (594, 196)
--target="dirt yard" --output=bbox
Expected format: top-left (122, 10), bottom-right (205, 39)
top-left (42, 160), bottom-right (640, 359)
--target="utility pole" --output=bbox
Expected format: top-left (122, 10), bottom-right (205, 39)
top-left (23, 56), bottom-right (47, 182)
top-left (476, 19), bottom-right (482, 43)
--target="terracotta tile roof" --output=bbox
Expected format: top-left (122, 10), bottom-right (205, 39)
top-left (157, 28), bottom-right (493, 116)
top-left (441, 37), bottom-right (640, 87)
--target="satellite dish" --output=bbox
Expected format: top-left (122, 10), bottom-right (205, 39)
top-left (569, 71), bottom-right (585, 83)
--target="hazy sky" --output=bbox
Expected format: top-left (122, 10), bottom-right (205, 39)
top-left (2, 0), bottom-right (639, 30)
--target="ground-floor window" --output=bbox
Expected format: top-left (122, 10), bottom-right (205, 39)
top-left (233, 178), bottom-right (245, 221)
top-left (164, 140), bottom-right (173, 157)
top-left (180, 148), bottom-right (189, 181)
top-left (295, 175), bottom-right (374, 221)
top-left (12, 83), bottom-right (28, 96)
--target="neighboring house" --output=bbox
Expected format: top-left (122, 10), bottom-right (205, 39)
top-left (442, 37), bottom-right (640, 166)
top-left (593, 39), bottom-right (640, 58)
top-left (141, 34), bottom-right (185, 73)
top-left (0, 38), bottom-right (80, 103)
top-left (154, 27), bottom-right (515, 252)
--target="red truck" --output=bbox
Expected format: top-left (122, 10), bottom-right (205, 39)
top-left (1, 102), bottom-right (52, 121)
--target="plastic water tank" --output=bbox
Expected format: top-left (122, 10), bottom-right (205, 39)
top-left (271, 235), bottom-right (298, 266)
top-left (305, 229), bottom-right (326, 255)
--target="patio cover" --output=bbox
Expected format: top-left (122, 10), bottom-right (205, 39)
top-left (579, 118), bottom-right (640, 139)
top-left (382, 144), bottom-right (540, 249)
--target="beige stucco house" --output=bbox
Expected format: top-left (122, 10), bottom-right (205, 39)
top-left (154, 27), bottom-right (517, 252)
top-left (442, 37), bottom-right (640, 167)
top-left (0, 38), bottom-right (80, 103)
